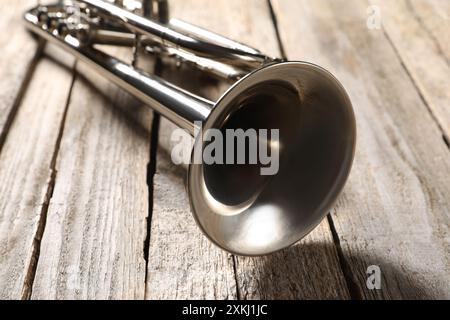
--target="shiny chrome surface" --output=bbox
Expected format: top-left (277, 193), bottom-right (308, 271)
top-left (24, 0), bottom-right (356, 256)
top-left (190, 62), bottom-right (356, 255)
top-left (81, 0), bottom-right (275, 70)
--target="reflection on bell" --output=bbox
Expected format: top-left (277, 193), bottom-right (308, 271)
top-left (189, 62), bottom-right (356, 255)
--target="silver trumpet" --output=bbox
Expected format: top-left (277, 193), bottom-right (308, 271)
top-left (24, 0), bottom-right (356, 256)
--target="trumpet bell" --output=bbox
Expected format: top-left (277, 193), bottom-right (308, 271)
top-left (188, 61), bottom-right (356, 255)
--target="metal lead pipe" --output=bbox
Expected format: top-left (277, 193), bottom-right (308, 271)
top-left (88, 30), bottom-right (247, 80)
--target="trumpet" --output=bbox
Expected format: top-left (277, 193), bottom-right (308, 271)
top-left (24, 0), bottom-right (356, 256)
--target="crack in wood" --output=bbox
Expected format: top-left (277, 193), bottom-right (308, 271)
top-left (21, 63), bottom-right (78, 300)
top-left (443, 135), bottom-right (450, 150)
top-left (405, 0), bottom-right (449, 68)
top-left (370, 0), bottom-right (450, 147)
top-left (267, 0), bottom-right (287, 60)
top-left (143, 55), bottom-right (164, 299)
top-left (143, 113), bottom-right (160, 297)
top-left (268, 0), bottom-right (356, 300)
top-left (231, 255), bottom-right (241, 300)
top-left (326, 215), bottom-right (363, 300)
top-left (0, 40), bottom-right (45, 155)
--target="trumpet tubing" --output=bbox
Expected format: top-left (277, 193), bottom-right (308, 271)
top-left (24, 0), bottom-right (357, 256)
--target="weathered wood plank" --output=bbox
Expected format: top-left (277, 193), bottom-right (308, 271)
top-left (147, 127), bottom-right (237, 299)
top-left (375, 0), bottom-right (450, 140)
top-left (30, 47), bottom-right (153, 299)
top-left (0, 48), bottom-right (75, 299)
top-left (146, 0), bottom-right (349, 299)
top-left (0, 0), bottom-right (42, 147)
top-left (273, 0), bottom-right (450, 299)
top-left (235, 222), bottom-right (350, 299)
top-left (405, 0), bottom-right (449, 57)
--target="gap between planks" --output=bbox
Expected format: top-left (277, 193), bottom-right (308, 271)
top-left (30, 48), bottom-right (153, 299)
top-left (0, 40), bottom-right (45, 158)
top-left (380, 27), bottom-right (449, 149)
top-left (372, 0), bottom-right (450, 149)
top-left (269, 0), bottom-right (360, 300)
top-left (271, 0), bottom-right (450, 298)
top-left (371, 0), bottom-right (450, 147)
top-left (21, 62), bottom-right (78, 300)
top-left (143, 58), bottom-right (163, 297)
top-left (0, 45), bottom-right (77, 299)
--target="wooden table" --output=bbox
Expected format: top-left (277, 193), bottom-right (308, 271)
top-left (1, 0), bottom-right (449, 300)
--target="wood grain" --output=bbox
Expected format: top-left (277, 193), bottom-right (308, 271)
top-left (30, 48), bottom-right (153, 299)
top-left (146, 126), bottom-right (237, 299)
top-left (145, 0), bottom-right (349, 299)
top-left (0, 48), bottom-right (75, 299)
top-left (0, 0), bottom-right (42, 147)
top-left (406, 0), bottom-right (449, 57)
top-left (272, 0), bottom-right (450, 299)
top-left (375, 0), bottom-right (450, 140)
top-left (235, 222), bottom-right (350, 299)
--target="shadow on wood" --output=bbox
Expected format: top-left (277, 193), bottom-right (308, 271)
top-left (254, 243), bottom-right (443, 299)
top-left (149, 145), bottom-right (444, 299)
